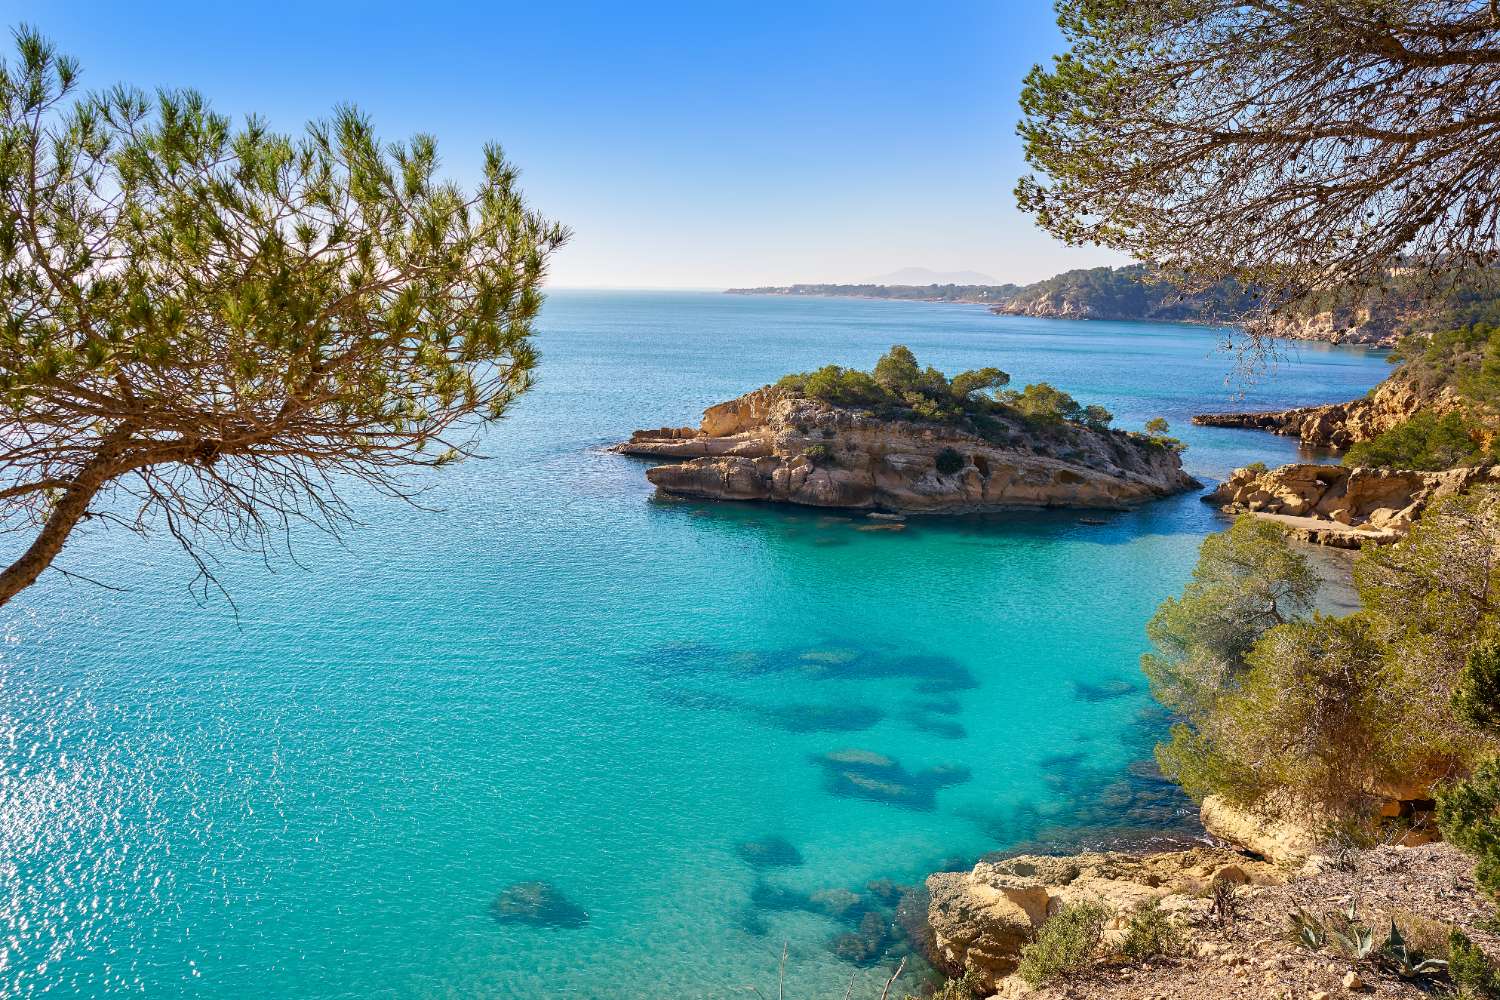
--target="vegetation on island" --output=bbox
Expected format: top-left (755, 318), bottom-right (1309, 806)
top-left (0, 30), bottom-right (565, 605)
top-left (1145, 489), bottom-right (1500, 883)
top-left (774, 345), bottom-right (1171, 447)
top-left (1018, 1), bottom-right (1500, 347)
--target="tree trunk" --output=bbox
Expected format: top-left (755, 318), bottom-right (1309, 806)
top-left (0, 437), bottom-right (126, 607)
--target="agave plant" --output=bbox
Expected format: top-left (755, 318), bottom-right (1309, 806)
top-left (1289, 908), bottom-right (1327, 952)
top-left (1379, 921), bottom-right (1449, 979)
top-left (1327, 919), bottom-right (1377, 962)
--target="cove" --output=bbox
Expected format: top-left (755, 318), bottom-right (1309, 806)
top-left (0, 292), bottom-right (1390, 998)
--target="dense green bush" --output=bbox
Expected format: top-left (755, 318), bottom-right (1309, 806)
top-left (935, 448), bottom-right (965, 475)
top-left (1449, 930), bottom-right (1500, 999)
top-left (1343, 410), bottom-right (1492, 470)
top-left (1005, 382), bottom-right (1084, 424)
top-left (1150, 490), bottom-right (1500, 819)
top-left (1017, 901), bottom-right (1110, 988)
top-left (1119, 901), bottom-right (1181, 961)
top-left (773, 346), bottom-right (1126, 446)
top-left (1142, 517), bottom-right (1317, 721)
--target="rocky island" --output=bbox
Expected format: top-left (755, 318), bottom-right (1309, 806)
top-left (614, 347), bottom-right (1198, 513)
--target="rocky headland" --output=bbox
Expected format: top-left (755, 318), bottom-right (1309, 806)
top-left (1192, 373), bottom-right (1459, 451)
top-left (614, 387), bottom-right (1197, 513)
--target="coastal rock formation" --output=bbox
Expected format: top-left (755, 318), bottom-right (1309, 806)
top-left (1204, 461), bottom-right (1500, 546)
top-left (1200, 790), bottom-right (1440, 866)
top-left (925, 848), bottom-right (1283, 991)
top-left (1197, 796), bottom-right (1329, 865)
top-left (1192, 375), bottom-right (1460, 450)
top-left (973, 843), bottom-right (1496, 1000)
top-left (615, 388), bottom-right (1197, 512)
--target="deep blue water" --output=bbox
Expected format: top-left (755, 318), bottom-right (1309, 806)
top-left (0, 292), bottom-right (1388, 998)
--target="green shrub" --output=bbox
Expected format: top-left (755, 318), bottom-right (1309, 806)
top-left (1152, 489), bottom-right (1500, 819)
top-left (935, 447), bottom-right (965, 475)
top-left (1343, 409), bottom-right (1492, 470)
top-left (1450, 930), bottom-right (1500, 999)
top-left (1120, 901), bottom-right (1181, 961)
top-left (802, 443), bottom-right (835, 467)
top-left (1439, 757), bottom-right (1500, 904)
top-left (1244, 460), bottom-right (1268, 475)
top-left (1006, 382), bottom-right (1084, 424)
top-left (1017, 901), bottom-right (1110, 988)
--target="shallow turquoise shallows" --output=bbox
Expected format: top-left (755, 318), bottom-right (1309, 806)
top-left (0, 292), bottom-right (1388, 999)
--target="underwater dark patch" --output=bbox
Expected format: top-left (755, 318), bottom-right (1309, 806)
top-left (1070, 678), bottom-right (1139, 702)
top-left (735, 835), bottom-right (804, 868)
top-left (759, 702), bottom-right (884, 733)
top-left (811, 748), bottom-right (971, 811)
top-left (490, 881), bottom-right (589, 929)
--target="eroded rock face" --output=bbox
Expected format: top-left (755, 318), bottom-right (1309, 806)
top-left (925, 848), bottom-right (1283, 991)
top-left (1204, 461), bottom-right (1500, 546)
top-left (615, 389), bottom-right (1198, 512)
top-left (1192, 375), bottom-right (1460, 450)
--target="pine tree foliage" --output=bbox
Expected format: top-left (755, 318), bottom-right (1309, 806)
top-left (0, 28), bottom-right (567, 604)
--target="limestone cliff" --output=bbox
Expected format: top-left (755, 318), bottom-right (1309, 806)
top-left (614, 387), bottom-right (1198, 513)
top-left (1192, 373), bottom-right (1461, 450)
top-left (1202, 461), bottom-right (1500, 547)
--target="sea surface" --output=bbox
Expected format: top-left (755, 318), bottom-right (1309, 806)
top-left (0, 292), bottom-right (1390, 999)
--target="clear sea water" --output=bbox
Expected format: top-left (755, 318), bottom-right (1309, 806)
top-left (0, 292), bottom-right (1389, 999)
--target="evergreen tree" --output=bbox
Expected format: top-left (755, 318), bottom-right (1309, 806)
top-left (0, 29), bottom-right (566, 604)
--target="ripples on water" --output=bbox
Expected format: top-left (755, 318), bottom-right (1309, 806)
top-left (0, 293), bottom-right (1389, 997)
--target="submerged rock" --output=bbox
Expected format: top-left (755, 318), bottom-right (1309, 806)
top-left (1071, 678), bottom-right (1138, 702)
top-left (759, 702), bottom-right (883, 733)
top-left (735, 835), bottom-right (804, 868)
top-left (615, 386), bottom-right (1197, 513)
top-left (812, 748), bottom-right (972, 811)
top-left (490, 881), bottom-right (589, 929)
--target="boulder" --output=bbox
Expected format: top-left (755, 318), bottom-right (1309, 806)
top-left (1199, 795), bottom-right (1328, 864)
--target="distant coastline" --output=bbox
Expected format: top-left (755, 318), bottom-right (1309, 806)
top-left (726, 264), bottom-right (1500, 348)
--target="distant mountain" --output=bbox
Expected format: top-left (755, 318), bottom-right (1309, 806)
top-left (864, 266), bottom-right (998, 285)
top-left (724, 282), bottom-right (1019, 304)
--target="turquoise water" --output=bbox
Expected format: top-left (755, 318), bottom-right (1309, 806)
top-left (0, 292), bottom-right (1389, 999)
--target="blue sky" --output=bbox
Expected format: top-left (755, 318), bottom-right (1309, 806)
top-left (3, 1), bottom-right (1125, 288)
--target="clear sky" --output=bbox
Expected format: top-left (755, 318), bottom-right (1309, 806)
top-left (3, 1), bottom-right (1126, 288)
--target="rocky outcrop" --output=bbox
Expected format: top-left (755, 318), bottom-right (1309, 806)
top-left (615, 388), bottom-right (1198, 513)
top-left (1197, 796), bottom-right (1329, 866)
top-left (926, 848), bottom-right (1284, 992)
top-left (1257, 302), bottom-right (1418, 348)
top-left (1204, 461), bottom-right (1500, 546)
top-left (1192, 375), bottom-right (1461, 450)
top-left (1200, 790), bottom-right (1440, 867)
